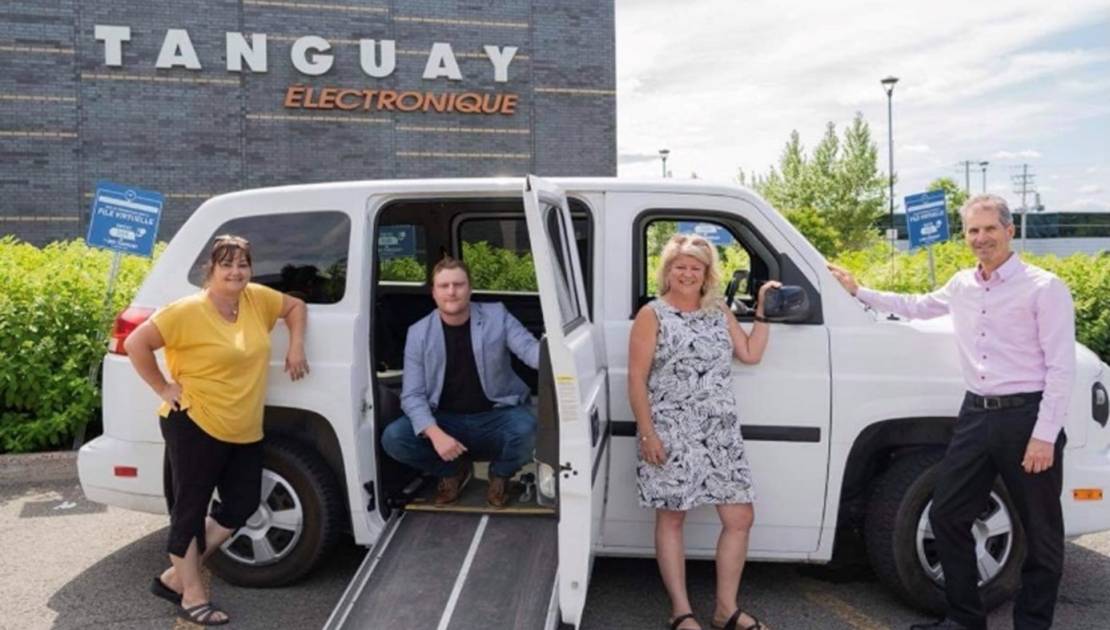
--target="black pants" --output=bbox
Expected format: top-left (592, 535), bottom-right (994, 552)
top-left (930, 392), bottom-right (1066, 630)
top-left (161, 409), bottom-right (264, 558)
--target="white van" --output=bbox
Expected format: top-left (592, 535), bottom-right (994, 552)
top-left (78, 176), bottom-right (1110, 628)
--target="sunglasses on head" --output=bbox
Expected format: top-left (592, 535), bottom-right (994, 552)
top-left (673, 234), bottom-right (710, 246)
top-left (213, 234), bottom-right (250, 246)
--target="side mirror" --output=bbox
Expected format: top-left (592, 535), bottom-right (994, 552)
top-left (724, 269), bottom-right (749, 308)
top-left (761, 285), bottom-right (811, 323)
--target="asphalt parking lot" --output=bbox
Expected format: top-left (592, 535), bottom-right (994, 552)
top-left (4, 477), bottom-right (1110, 629)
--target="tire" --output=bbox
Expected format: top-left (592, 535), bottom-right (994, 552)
top-left (864, 449), bottom-right (1025, 614)
top-left (209, 437), bottom-right (344, 587)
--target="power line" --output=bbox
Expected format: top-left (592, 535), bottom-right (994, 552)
top-left (954, 160), bottom-right (993, 194)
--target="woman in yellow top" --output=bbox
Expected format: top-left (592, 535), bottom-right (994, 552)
top-left (125, 235), bottom-right (308, 626)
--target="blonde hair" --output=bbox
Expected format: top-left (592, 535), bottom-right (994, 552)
top-left (656, 233), bottom-right (722, 309)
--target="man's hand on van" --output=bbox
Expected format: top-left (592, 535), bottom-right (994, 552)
top-left (425, 425), bottom-right (468, 461)
top-left (827, 264), bottom-right (860, 296)
top-left (159, 382), bottom-right (183, 410)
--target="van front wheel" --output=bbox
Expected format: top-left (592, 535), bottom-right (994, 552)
top-left (209, 437), bottom-right (343, 587)
top-left (864, 450), bottom-right (1025, 614)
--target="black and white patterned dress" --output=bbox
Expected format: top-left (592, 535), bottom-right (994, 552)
top-left (637, 298), bottom-right (755, 510)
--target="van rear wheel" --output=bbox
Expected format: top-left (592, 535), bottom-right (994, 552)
top-left (864, 449), bottom-right (1024, 614)
top-left (209, 437), bottom-right (343, 587)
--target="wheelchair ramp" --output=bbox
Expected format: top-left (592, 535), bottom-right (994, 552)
top-left (325, 511), bottom-right (558, 630)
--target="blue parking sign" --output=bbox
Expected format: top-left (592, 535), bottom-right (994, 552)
top-left (905, 190), bottom-right (949, 250)
top-left (676, 221), bottom-right (735, 246)
top-left (86, 181), bottom-right (163, 257)
top-left (378, 225), bottom-right (417, 260)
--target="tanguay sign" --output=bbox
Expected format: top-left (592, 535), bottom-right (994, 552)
top-left (94, 25), bottom-right (522, 115)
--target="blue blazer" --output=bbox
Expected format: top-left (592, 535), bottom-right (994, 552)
top-left (400, 302), bottom-right (540, 434)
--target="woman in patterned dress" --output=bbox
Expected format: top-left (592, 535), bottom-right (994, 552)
top-left (628, 233), bottom-right (779, 630)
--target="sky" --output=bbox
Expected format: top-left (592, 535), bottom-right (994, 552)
top-left (615, 0), bottom-right (1110, 213)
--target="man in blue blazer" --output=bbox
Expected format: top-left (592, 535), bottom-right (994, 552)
top-left (381, 257), bottom-right (540, 507)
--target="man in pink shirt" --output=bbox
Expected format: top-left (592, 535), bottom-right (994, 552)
top-left (829, 195), bottom-right (1076, 630)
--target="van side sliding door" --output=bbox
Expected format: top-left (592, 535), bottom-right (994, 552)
top-left (522, 175), bottom-right (608, 628)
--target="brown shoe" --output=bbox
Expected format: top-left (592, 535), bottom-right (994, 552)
top-left (487, 475), bottom-right (512, 508)
top-left (434, 463), bottom-right (472, 507)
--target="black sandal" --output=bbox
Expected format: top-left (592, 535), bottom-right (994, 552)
top-left (711, 609), bottom-right (764, 630)
top-left (670, 612), bottom-right (700, 630)
top-left (149, 576), bottom-right (182, 605)
top-left (177, 602), bottom-right (229, 626)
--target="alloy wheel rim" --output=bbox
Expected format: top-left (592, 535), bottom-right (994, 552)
top-left (915, 491), bottom-right (1014, 587)
top-left (219, 469), bottom-right (305, 566)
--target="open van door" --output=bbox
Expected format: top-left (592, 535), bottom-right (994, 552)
top-left (523, 175), bottom-right (607, 628)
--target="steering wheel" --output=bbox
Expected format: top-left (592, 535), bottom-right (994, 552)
top-left (724, 269), bottom-right (749, 308)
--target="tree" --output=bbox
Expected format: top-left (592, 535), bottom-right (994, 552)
top-left (927, 177), bottom-right (968, 237)
top-left (831, 115), bottom-right (886, 250)
top-left (783, 207), bottom-right (840, 258)
top-left (739, 113), bottom-right (887, 256)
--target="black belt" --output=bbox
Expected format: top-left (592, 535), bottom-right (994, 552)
top-left (966, 391), bottom-right (1042, 410)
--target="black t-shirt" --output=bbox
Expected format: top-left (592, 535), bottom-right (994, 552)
top-left (438, 319), bottom-right (495, 414)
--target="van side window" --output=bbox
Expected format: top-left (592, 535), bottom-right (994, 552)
top-left (639, 217), bottom-right (764, 314)
top-left (455, 211), bottom-right (593, 314)
top-left (458, 218), bottom-right (537, 292)
top-left (378, 224), bottom-right (427, 284)
top-left (543, 206), bottom-right (584, 329)
top-left (188, 211), bottom-right (350, 304)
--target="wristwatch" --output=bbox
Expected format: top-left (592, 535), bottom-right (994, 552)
top-left (754, 314), bottom-right (768, 323)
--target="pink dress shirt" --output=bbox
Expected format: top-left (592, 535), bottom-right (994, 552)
top-left (855, 253), bottom-right (1076, 443)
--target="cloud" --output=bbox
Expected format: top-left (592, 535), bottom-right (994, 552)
top-left (615, 0), bottom-right (1110, 207)
top-left (993, 149), bottom-right (1043, 160)
top-left (1071, 198), bottom-right (1110, 211)
top-left (619, 152), bottom-right (665, 165)
top-left (1079, 184), bottom-right (1104, 194)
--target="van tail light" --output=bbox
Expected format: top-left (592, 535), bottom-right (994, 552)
top-left (108, 306), bottom-right (155, 355)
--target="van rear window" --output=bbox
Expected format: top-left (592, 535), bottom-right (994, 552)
top-left (188, 211), bottom-right (351, 304)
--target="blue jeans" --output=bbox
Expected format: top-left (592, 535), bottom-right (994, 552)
top-left (381, 405), bottom-right (537, 478)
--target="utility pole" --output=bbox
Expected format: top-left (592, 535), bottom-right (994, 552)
top-left (957, 160), bottom-right (975, 194)
top-left (1011, 164), bottom-right (1036, 253)
top-left (881, 76), bottom-right (899, 269)
top-left (979, 161), bottom-right (989, 193)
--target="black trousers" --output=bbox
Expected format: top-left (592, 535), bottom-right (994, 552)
top-left (930, 392), bottom-right (1066, 630)
top-left (160, 409), bottom-right (264, 558)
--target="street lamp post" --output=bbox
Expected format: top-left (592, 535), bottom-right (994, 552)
top-left (659, 148), bottom-right (670, 178)
top-left (881, 76), bottom-right (899, 265)
top-left (979, 161), bottom-right (989, 193)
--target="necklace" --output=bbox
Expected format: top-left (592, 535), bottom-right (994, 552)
top-left (208, 292), bottom-right (239, 319)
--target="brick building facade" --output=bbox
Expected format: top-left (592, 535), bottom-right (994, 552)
top-left (1, 1), bottom-right (616, 244)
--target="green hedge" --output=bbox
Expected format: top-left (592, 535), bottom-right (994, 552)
top-left (0, 238), bottom-right (157, 453)
top-left (3, 236), bottom-right (1105, 453)
top-left (835, 241), bottom-right (1110, 363)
